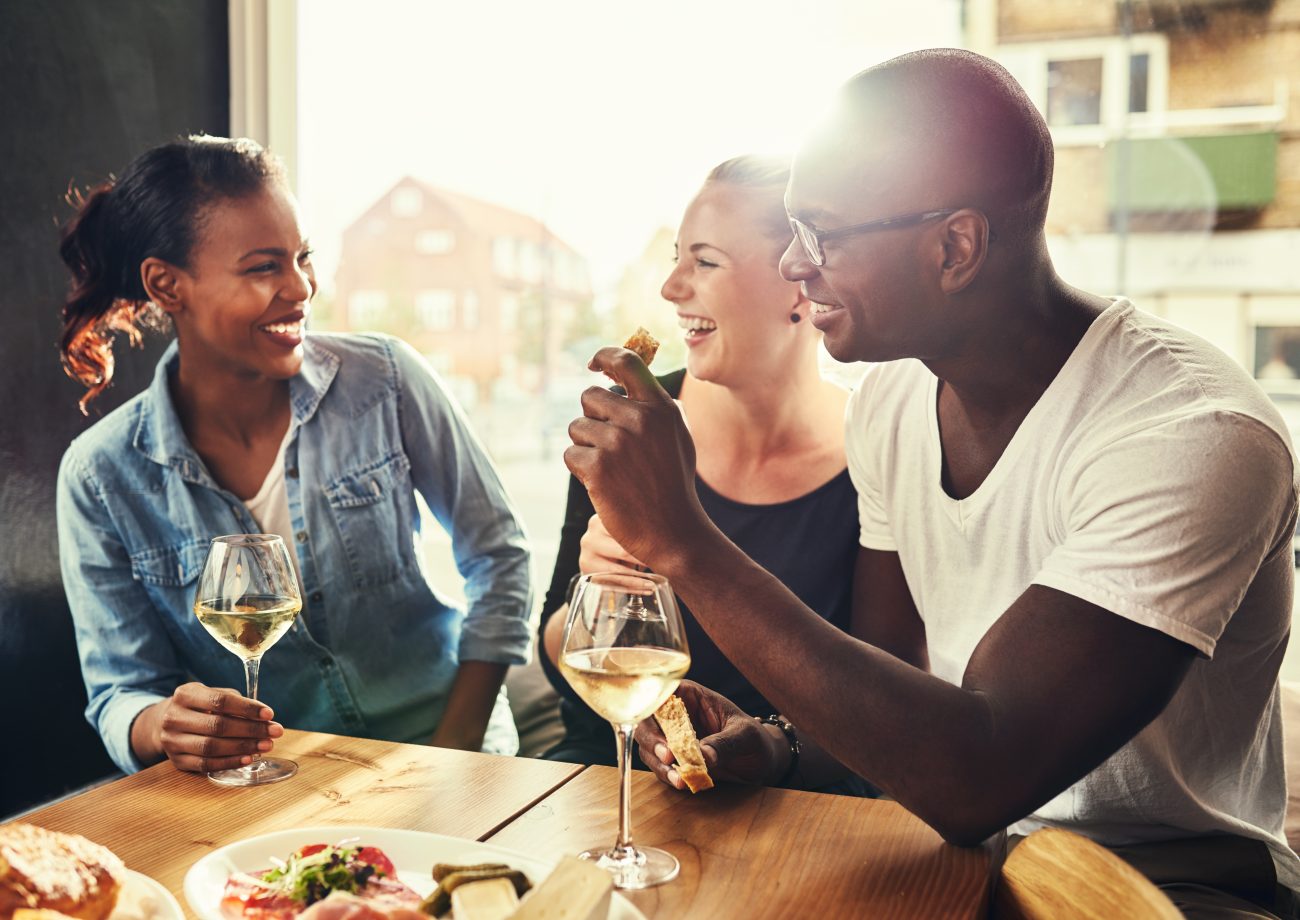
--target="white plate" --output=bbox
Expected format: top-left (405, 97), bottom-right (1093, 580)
top-left (115, 869), bottom-right (185, 920)
top-left (182, 825), bottom-right (646, 920)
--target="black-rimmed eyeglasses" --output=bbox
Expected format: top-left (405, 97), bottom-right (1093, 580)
top-left (787, 208), bottom-right (959, 267)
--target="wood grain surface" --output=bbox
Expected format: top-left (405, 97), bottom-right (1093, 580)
top-left (485, 764), bottom-right (993, 919)
top-left (16, 730), bottom-right (583, 900)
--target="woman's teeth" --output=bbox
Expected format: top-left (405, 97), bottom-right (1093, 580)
top-left (678, 316), bottom-right (717, 334)
top-left (811, 303), bottom-right (838, 314)
top-left (261, 321), bottom-right (303, 335)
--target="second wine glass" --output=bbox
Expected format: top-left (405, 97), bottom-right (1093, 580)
top-left (193, 533), bottom-right (302, 787)
top-left (558, 571), bottom-right (690, 889)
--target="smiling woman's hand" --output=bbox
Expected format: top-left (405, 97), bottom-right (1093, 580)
top-left (131, 682), bottom-right (283, 772)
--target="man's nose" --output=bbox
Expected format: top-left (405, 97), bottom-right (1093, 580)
top-left (779, 236), bottom-right (815, 282)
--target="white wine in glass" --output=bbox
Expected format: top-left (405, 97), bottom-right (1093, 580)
top-left (193, 534), bottom-right (302, 786)
top-left (559, 571), bottom-right (690, 889)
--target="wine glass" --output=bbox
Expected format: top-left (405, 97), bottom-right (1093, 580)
top-left (558, 571), bottom-right (690, 889)
top-left (193, 534), bottom-right (302, 786)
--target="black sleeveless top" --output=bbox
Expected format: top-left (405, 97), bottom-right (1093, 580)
top-left (538, 369), bottom-right (860, 747)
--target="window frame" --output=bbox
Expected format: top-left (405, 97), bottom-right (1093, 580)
top-left (229, 0), bottom-right (299, 190)
top-left (998, 34), bottom-right (1169, 146)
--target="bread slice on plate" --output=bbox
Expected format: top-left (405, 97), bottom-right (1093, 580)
top-left (654, 695), bottom-right (714, 793)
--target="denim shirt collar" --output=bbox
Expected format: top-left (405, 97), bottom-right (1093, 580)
top-left (132, 337), bottom-right (341, 485)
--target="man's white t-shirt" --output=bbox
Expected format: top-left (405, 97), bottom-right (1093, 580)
top-left (846, 298), bottom-right (1300, 886)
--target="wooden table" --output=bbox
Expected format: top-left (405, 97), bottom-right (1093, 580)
top-left (20, 731), bottom-right (583, 899)
top-left (16, 730), bottom-right (992, 919)
top-left (488, 765), bottom-right (992, 919)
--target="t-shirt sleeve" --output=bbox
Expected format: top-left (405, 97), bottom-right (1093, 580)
top-left (1034, 411), bottom-right (1296, 657)
top-left (845, 374), bottom-right (897, 551)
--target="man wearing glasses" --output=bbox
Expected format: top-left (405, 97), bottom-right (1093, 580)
top-left (567, 48), bottom-right (1300, 915)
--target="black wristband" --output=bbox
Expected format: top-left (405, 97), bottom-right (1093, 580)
top-left (759, 714), bottom-right (801, 787)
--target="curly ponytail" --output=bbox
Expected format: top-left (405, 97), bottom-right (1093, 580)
top-left (57, 135), bottom-right (284, 413)
top-left (59, 182), bottom-right (151, 413)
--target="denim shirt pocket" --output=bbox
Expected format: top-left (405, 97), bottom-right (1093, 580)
top-left (323, 451), bottom-right (414, 587)
top-left (129, 537), bottom-right (210, 588)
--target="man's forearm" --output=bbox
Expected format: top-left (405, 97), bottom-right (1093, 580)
top-left (658, 532), bottom-right (1002, 841)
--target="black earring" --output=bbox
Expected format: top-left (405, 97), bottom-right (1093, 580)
top-left (790, 311), bottom-right (802, 324)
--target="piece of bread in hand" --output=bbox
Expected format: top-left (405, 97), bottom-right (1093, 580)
top-left (622, 327), bottom-right (659, 367)
top-left (654, 695), bottom-right (714, 793)
top-left (0, 823), bottom-right (124, 920)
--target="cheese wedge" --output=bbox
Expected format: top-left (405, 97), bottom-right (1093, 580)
top-left (509, 856), bottom-right (612, 920)
top-left (451, 876), bottom-right (520, 920)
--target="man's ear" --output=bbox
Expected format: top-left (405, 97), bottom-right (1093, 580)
top-left (141, 257), bottom-right (186, 316)
top-left (937, 210), bottom-right (990, 295)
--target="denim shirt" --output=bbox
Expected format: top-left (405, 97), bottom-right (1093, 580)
top-left (57, 333), bottom-right (532, 772)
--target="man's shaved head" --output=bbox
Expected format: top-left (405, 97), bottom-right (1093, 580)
top-left (796, 48), bottom-right (1054, 248)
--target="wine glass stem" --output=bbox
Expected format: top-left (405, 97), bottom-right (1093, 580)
top-left (244, 655), bottom-right (263, 764)
top-left (613, 722), bottom-right (636, 857)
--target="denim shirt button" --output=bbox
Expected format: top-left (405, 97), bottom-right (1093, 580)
top-left (287, 467), bottom-right (299, 478)
top-left (310, 591), bottom-right (323, 603)
top-left (296, 530), bottom-right (309, 543)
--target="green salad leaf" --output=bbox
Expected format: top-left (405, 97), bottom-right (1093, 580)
top-left (258, 844), bottom-right (378, 905)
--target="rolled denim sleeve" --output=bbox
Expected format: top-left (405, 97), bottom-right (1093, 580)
top-left (56, 447), bottom-right (181, 773)
top-left (390, 339), bottom-right (533, 665)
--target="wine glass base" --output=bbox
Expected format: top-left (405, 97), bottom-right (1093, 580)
top-left (207, 757), bottom-right (298, 787)
top-left (579, 845), bottom-right (679, 890)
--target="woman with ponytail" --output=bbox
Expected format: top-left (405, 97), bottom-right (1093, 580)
top-left (56, 136), bottom-right (532, 775)
top-left (536, 157), bottom-right (873, 794)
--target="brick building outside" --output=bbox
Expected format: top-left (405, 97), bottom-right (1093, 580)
top-left (965, 0), bottom-right (1300, 387)
top-left (333, 177), bottom-right (593, 407)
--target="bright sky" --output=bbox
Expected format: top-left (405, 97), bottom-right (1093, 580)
top-left (296, 0), bottom-right (963, 301)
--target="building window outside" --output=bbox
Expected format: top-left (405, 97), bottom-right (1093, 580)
top-left (416, 289), bottom-right (456, 330)
top-left (462, 290), bottom-right (480, 331)
top-left (423, 350), bottom-right (454, 375)
top-left (348, 289), bottom-right (389, 328)
top-left (1256, 327), bottom-right (1300, 381)
top-left (998, 35), bottom-right (1167, 144)
top-left (1047, 57), bottom-right (1103, 127)
top-left (493, 237), bottom-right (517, 279)
top-left (391, 186), bottom-right (423, 217)
top-left (415, 229), bottom-right (455, 254)
top-left (499, 292), bottom-right (519, 331)
top-left (1128, 52), bottom-right (1150, 115)
top-left (519, 241), bottom-right (543, 284)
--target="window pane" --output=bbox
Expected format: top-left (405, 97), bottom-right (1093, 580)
top-left (1047, 57), bottom-right (1103, 126)
top-left (415, 230), bottom-right (455, 255)
top-left (1256, 327), bottom-right (1300, 380)
top-left (415, 290), bottom-right (456, 330)
top-left (1129, 52), bottom-right (1149, 114)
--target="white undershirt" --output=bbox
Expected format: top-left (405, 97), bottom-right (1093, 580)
top-left (242, 424), bottom-right (300, 584)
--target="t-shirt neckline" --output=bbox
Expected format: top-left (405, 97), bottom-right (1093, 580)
top-left (926, 297), bottom-right (1131, 518)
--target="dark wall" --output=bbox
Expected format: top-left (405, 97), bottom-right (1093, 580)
top-left (0, 0), bottom-right (228, 816)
